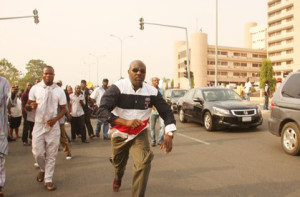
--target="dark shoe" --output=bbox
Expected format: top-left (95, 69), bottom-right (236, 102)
top-left (82, 140), bottom-right (90, 143)
top-left (37, 171), bottom-right (45, 182)
top-left (113, 179), bottom-right (121, 192)
top-left (0, 187), bottom-right (3, 197)
top-left (44, 182), bottom-right (56, 191)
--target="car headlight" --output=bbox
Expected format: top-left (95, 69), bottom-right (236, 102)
top-left (213, 107), bottom-right (230, 115)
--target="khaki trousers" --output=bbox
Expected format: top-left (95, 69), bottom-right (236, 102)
top-left (60, 124), bottom-right (71, 156)
top-left (111, 129), bottom-right (154, 197)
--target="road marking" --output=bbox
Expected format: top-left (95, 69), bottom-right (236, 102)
top-left (176, 132), bottom-right (210, 145)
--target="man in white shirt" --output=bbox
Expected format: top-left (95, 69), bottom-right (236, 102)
top-left (27, 66), bottom-right (67, 191)
top-left (244, 78), bottom-right (252, 101)
top-left (90, 78), bottom-right (109, 139)
top-left (69, 85), bottom-right (88, 143)
top-left (7, 85), bottom-right (22, 140)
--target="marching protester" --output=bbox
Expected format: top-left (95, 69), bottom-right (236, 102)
top-left (7, 84), bottom-right (22, 140)
top-left (150, 77), bottom-right (166, 147)
top-left (21, 82), bottom-right (33, 146)
top-left (0, 76), bottom-right (11, 197)
top-left (70, 85), bottom-right (89, 143)
top-left (80, 80), bottom-right (95, 138)
top-left (90, 78), bottom-right (110, 139)
top-left (97, 60), bottom-right (176, 196)
top-left (27, 66), bottom-right (67, 191)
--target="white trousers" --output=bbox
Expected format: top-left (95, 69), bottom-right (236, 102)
top-left (32, 123), bottom-right (60, 183)
top-left (0, 155), bottom-right (5, 187)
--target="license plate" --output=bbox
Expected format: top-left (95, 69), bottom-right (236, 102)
top-left (242, 117), bottom-right (251, 122)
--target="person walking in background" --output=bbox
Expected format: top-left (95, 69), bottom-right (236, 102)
top-left (7, 84), bottom-right (22, 140)
top-left (90, 78), bottom-right (110, 139)
top-left (56, 81), bottom-right (72, 160)
top-left (81, 80), bottom-right (95, 138)
top-left (27, 66), bottom-right (67, 191)
top-left (150, 77), bottom-right (165, 147)
top-left (0, 76), bottom-right (11, 197)
top-left (69, 85), bottom-right (88, 143)
top-left (21, 83), bottom-right (33, 146)
top-left (98, 60), bottom-right (176, 196)
top-left (264, 81), bottom-right (270, 110)
top-left (244, 78), bottom-right (252, 101)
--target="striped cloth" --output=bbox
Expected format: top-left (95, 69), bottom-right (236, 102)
top-left (0, 77), bottom-right (10, 155)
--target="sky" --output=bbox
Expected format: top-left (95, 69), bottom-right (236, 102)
top-left (0, 0), bottom-right (267, 87)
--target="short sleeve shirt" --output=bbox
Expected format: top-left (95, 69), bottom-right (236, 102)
top-left (70, 93), bottom-right (85, 117)
top-left (29, 82), bottom-right (67, 123)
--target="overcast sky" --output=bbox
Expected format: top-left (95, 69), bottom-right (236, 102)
top-left (0, 0), bottom-right (267, 87)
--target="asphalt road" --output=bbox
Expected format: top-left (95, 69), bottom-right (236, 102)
top-left (4, 111), bottom-right (300, 197)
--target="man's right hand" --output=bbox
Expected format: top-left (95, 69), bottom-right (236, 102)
top-left (125, 119), bottom-right (145, 129)
top-left (30, 102), bottom-right (38, 110)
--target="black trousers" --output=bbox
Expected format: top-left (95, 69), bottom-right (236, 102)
top-left (22, 112), bottom-right (34, 143)
top-left (84, 109), bottom-right (94, 136)
top-left (71, 115), bottom-right (86, 142)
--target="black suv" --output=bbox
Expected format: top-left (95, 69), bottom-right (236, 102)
top-left (268, 71), bottom-right (300, 155)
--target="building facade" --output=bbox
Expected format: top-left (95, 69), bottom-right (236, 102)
top-left (267, 0), bottom-right (300, 78)
top-left (174, 32), bottom-right (267, 89)
top-left (244, 23), bottom-right (268, 50)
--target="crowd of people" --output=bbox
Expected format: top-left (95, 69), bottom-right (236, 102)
top-left (0, 60), bottom-right (176, 197)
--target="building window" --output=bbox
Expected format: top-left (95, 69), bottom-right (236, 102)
top-left (252, 54), bottom-right (258, 58)
top-left (286, 27), bottom-right (293, 33)
top-left (241, 63), bottom-right (247, 67)
top-left (286, 49), bottom-right (293, 54)
top-left (259, 55), bottom-right (267, 58)
top-left (178, 51), bottom-right (186, 59)
top-left (252, 73), bottom-right (260, 77)
top-left (241, 53), bottom-right (247, 57)
top-left (233, 52), bottom-right (240, 57)
top-left (286, 60), bottom-right (293, 65)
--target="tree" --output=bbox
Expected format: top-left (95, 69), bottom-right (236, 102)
top-left (171, 79), bottom-right (174, 89)
top-left (259, 59), bottom-right (276, 93)
top-left (0, 58), bottom-right (21, 85)
top-left (20, 59), bottom-right (48, 86)
top-left (162, 77), bottom-right (170, 90)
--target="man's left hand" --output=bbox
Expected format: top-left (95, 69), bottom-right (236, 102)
top-left (46, 118), bottom-right (58, 127)
top-left (160, 134), bottom-right (173, 154)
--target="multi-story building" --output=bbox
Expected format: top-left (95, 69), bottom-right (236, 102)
top-left (174, 32), bottom-right (267, 89)
top-left (244, 23), bottom-right (268, 50)
top-left (267, 0), bottom-right (300, 78)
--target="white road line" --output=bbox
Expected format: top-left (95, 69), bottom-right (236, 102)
top-left (176, 132), bottom-right (210, 145)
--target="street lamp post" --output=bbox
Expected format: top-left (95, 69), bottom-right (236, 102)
top-left (110, 34), bottom-right (133, 79)
top-left (89, 53), bottom-right (105, 86)
top-left (215, 0), bottom-right (218, 87)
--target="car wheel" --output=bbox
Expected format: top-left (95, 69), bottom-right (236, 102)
top-left (179, 108), bottom-right (187, 123)
top-left (281, 122), bottom-right (300, 155)
top-left (204, 112), bottom-right (215, 131)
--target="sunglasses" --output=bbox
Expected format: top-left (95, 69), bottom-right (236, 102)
top-left (131, 68), bottom-right (146, 74)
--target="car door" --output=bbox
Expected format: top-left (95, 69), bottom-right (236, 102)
top-left (182, 89), bottom-right (195, 119)
top-left (192, 89), bottom-right (204, 123)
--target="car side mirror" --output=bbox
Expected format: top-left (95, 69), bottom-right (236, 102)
top-left (193, 97), bottom-right (203, 104)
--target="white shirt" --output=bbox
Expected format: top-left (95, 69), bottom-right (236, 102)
top-left (90, 86), bottom-right (106, 107)
top-left (29, 81), bottom-right (67, 124)
top-left (70, 93), bottom-right (85, 117)
top-left (9, 97), bottom-right (22, 117)
top-left (244, 81), bottom-right (252, 94)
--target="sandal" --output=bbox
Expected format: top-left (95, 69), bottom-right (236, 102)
top-left (36, 171), bottom-right (45, 182)
top-left (44, 182), bottom-right (56, 191)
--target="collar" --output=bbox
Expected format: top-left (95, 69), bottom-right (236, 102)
top-left (126, 78), bottom-right (144, 92)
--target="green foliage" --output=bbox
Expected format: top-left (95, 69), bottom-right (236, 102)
top-left (20, 59), bottom-right (48, 87)
top-left (171, 79), bottom-right (174, 89)
top-left (191, 77), bottom-right (195, 88)
top-left (162, 77), bottom-right (170, 90)
top-left (259, 59), bottom-right (276, 93)
top-left (0, 58), bottom-right (21, 85)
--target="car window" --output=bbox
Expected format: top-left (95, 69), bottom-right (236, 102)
top-left (171, 90), bottom-right (187, 98)
top-left (282, 73), bottom-right (300, 99)
top-left (203, 89), bottom-right (242, 101)
top-left (185, 89), bottom-right (195, 99)
top-left (193, 90), bottom-right (203, 99)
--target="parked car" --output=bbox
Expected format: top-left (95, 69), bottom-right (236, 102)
top-left (268, 71), bottom-right (300, 155)
top-left (165, 89), bottom-right (187, 113)
top-left (177, 87), bottom-right (263, 131)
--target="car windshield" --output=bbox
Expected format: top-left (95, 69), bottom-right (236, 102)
top-left (171, 90), bottom-right (187, 98)
top-left (203, 89), bottom-right (242, 102)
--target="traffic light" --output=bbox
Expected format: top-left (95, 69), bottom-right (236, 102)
top-left (33, 9), bottom-right (39, 24)
top-left (139, 17), bottom-right (144, 30)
